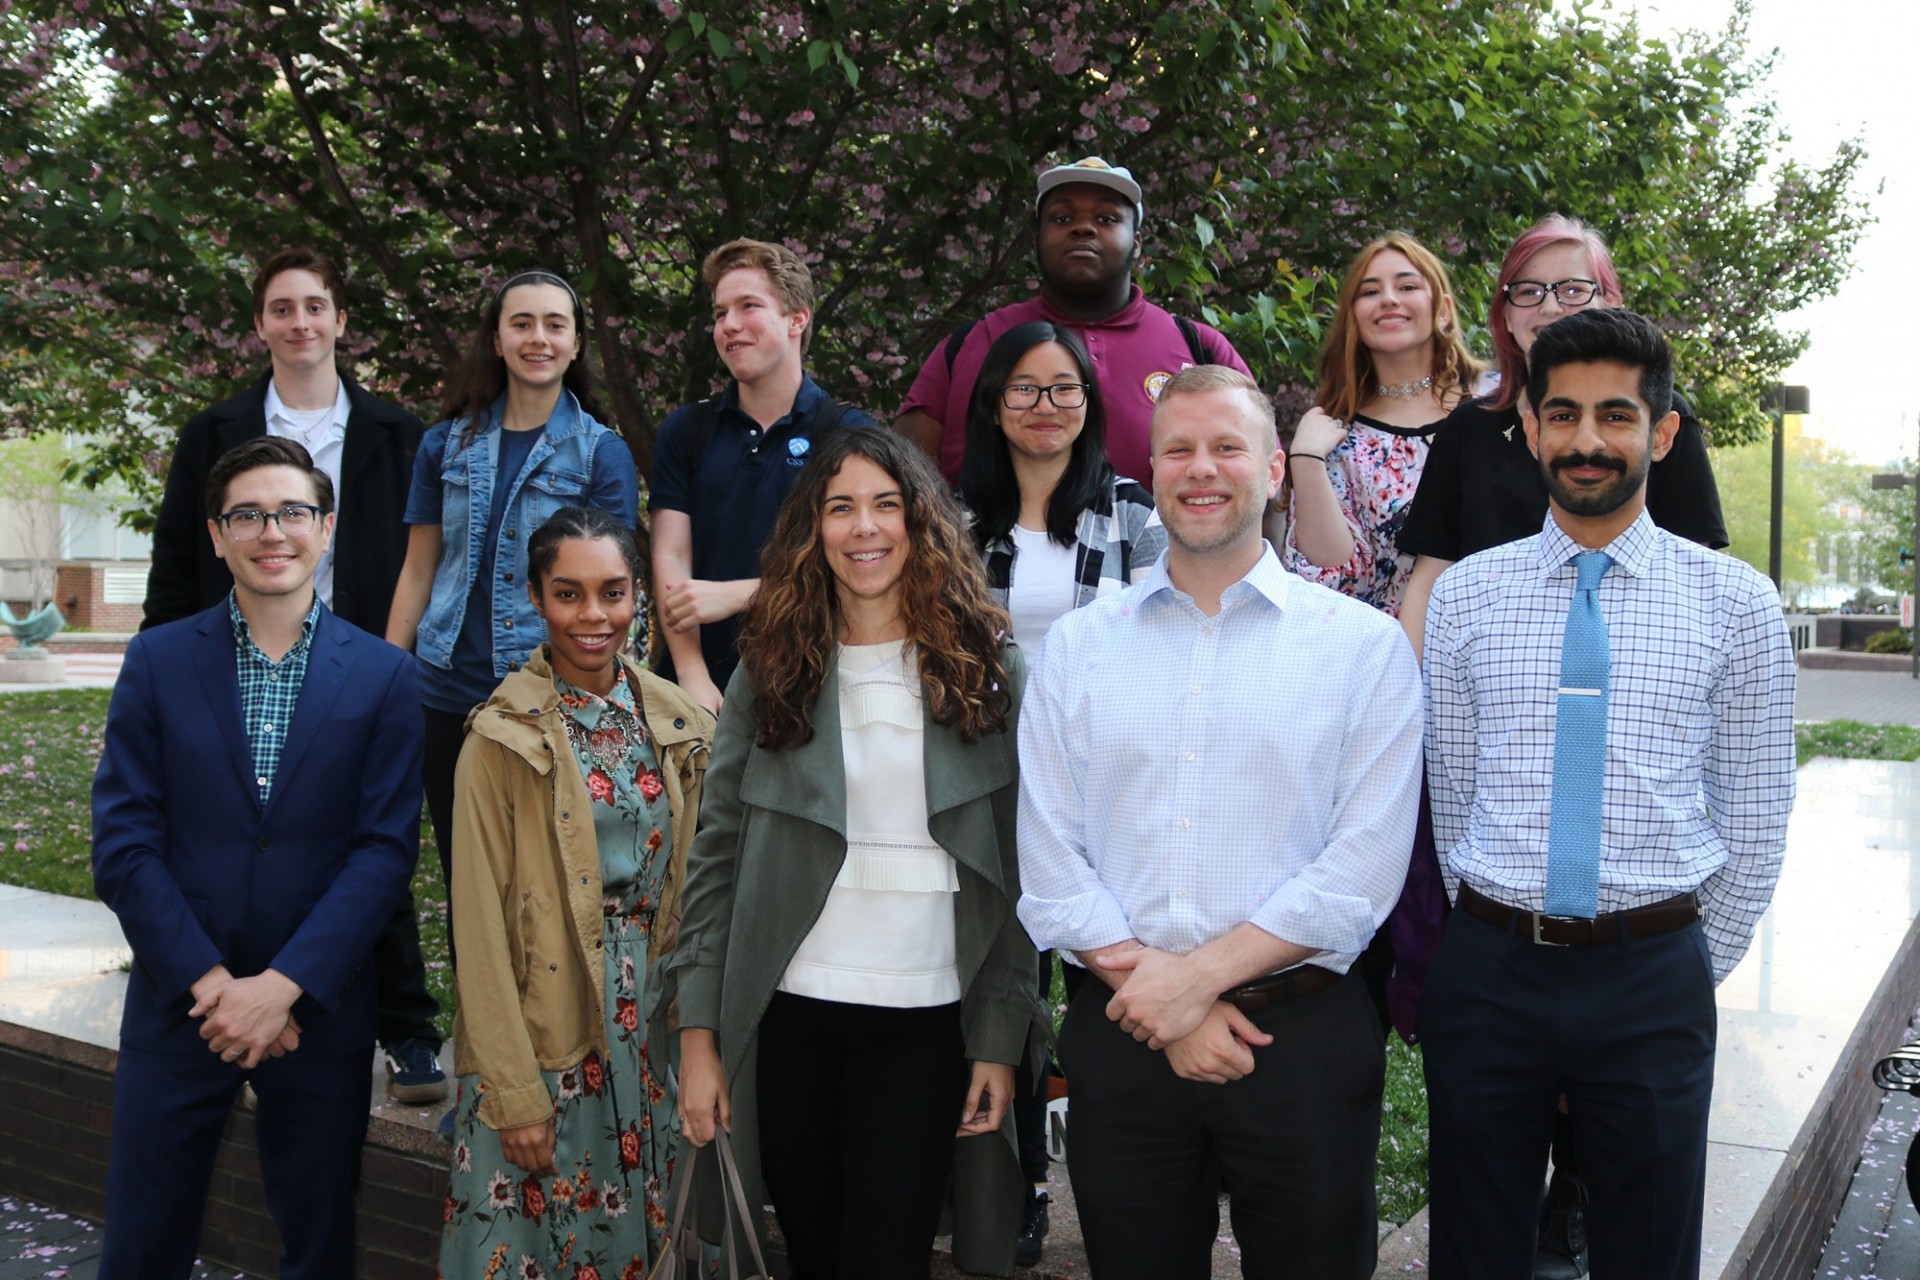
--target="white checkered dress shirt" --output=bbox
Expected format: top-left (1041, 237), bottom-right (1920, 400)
top-left (1424, 510), bottom-right (1796, 981)
top-left (1016, 546), bottom-right (1424, 972)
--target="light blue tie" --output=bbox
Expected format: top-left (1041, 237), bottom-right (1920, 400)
top-left (1544, 551), bottom-right (1613, 918)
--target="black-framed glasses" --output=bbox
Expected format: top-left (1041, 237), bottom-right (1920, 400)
top-left (1000, 382), bottom-right (1089, 411)
top-left (215, 504), bottom-right (324, 541)
top-left (1503, 278), bottom-right (1600, 308)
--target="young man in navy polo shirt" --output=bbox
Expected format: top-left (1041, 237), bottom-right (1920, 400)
top-left (649, 238), bottom-right (873, 713)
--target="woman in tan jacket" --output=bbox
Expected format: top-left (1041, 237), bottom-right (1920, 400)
top-left (438, 506), bottom-right (714, 1280)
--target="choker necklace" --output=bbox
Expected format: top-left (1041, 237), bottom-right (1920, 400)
top-left (1375, 373), bottom-right (1436, 400)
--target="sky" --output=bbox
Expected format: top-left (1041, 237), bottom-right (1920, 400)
top-left (1616, 0), bottom-right (1920, 466)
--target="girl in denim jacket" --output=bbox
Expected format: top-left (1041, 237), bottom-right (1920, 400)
top-left (386, 271), bottom-right (638, 946)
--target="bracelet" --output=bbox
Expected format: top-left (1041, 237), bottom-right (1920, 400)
top-left (1288, 453), bottom-right (1328, 464)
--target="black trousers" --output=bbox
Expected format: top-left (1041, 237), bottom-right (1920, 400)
top-left (1059, 970), bottom-right (1384, 1280)
top-left (755, 992), bottom-right (969, 1280)
top-left (1420, 910), bottom-right (1717, 1280)
top-left (422, 703), bottom-right (467, 967)
top-left (1012, 948), bottom-right (1053, 1184)
top-left (363, 701), bottom-right (447, 1049)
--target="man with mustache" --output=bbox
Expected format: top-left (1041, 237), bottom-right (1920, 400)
top-left (1420, 309), bottom-right (1795, 1280)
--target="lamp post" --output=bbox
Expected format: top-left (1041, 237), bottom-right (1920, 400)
top-left (1764, 384), bottom-right (1811, 590)
top-left (1871, 468), bottom-right (1920, 679)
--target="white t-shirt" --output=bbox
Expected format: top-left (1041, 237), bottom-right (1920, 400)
top-left (1007, 524), bottom-right (1079, 651)
top-left (778, 639), bottom-right (961, 1007)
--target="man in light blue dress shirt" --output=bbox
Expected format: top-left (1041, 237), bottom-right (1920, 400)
top-left (1018, 365), bottom-right (1424, 1279)
top-left (1421, 309), bottom-right (1795, 1280)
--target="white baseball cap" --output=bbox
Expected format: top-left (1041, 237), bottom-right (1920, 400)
top-left (1036, 157), bottom-right (1144, 219)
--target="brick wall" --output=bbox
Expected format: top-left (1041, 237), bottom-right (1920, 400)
top-left (0, 1035), bottom-right (446, 1279)
top-left (51, 562), bottom-right (147, 632)
top-left (1722, 912), bottom-right (1920, 1278)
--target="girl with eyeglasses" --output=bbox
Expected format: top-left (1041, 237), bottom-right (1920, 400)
top-left (1275, 232), bottom-right (1484, 618)
top-left (959, 321), bottom-right (1166, 654)
top-left (1396, 214), bottom-right (1726, 658)
top-left (385, 271), bottom-right (638, 956)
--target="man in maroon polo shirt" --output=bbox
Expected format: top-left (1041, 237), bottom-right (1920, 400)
top-left (895, 157), bottom-right (1251, 487)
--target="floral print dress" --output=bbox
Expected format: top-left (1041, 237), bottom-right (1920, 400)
top-left (440, 671), bottom-right (685, 1280)
top-left (1279, 413), bottom-right (1440, 617)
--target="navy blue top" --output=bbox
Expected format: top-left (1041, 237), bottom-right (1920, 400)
top-left (648, 374), bottom-right (873, 688)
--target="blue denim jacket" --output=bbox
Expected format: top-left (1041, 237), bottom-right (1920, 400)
top-left (415, 391), bottom-right (628, 677)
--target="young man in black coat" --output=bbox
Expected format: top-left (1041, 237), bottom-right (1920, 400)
top-left (141, 246), bottom-right (445, 1102)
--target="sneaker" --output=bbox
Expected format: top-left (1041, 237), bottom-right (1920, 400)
top-left (385, 1038), bottom-right (448, 1104)
top-left (1014, 1189), bottom-right (1049, 1269)
top-left (1534, 1167), bottom-right (1589, 1280)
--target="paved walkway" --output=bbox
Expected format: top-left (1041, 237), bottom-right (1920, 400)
top-left (1798, 667), bottom-right (1920, 727)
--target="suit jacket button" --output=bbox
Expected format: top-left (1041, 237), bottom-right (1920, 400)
top-left (256, 838), bottom-right (268, 851)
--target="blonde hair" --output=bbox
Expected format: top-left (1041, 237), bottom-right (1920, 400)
top-left (701, 238), bottom-right (817, 352)
top-left (1155, 365), bottom-right (1277, 454)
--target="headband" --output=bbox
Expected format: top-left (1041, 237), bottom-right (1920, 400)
top-left (493, 269), bottom-right (580, 309)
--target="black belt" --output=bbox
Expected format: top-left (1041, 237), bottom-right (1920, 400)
top-left (1458, 883), bottom-right (1701, 946)
top-left (1220, 965), bottom-right (1343, 1015)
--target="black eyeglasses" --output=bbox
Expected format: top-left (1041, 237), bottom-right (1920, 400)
top-left (215, 504), bottom-right (324, 541)
top-left (1503, 279), bottom-right (1600, 308)
top-left (1000, 382), bottom-right (1089, 410)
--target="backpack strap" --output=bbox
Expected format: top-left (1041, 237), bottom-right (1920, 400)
top-left (678, 397), bottom-right (722, 480)
top-left (1174, 315), bottom-right (1211, 367)
top-left (942, 319), bottom-right (981, 373)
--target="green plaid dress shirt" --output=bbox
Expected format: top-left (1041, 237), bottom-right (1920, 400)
top-left (228, 593), bottom-right (321, 805)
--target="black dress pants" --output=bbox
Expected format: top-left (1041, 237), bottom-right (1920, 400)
top-left (1420, 910), bottom-right (1717, 1280)
top-left (755, 991), bottom-right (969, 1280)
top-left (1058, 969), bottom-right (1385, 1280)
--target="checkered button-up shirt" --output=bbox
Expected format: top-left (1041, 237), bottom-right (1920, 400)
top-left (1423, 510), bottom-right (1797, 981)
top-left (229, 592), bottom-right (322, 804)
top-left (1016, 547), bottom-right (1424, 972)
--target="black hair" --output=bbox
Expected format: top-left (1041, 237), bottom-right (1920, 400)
top-left (204, 436), bottom-right (335, 518)
top-left (1525, 308), bottom-right (1674, 423)
top-left (526, 506), bottom-right (643, 593)
top-left (958, 321), bottom-right (1114, 548)
top-left (440, 268), bottom-right (608, 449)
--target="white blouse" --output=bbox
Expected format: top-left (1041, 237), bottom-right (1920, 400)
top-left (777, 639), bottom-right (962, 1007)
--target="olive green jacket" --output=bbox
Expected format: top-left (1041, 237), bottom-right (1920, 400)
top-left (658, 648), bottom-right (1037, 1277)
top-left (450, 649), bottom-right (714, 1131)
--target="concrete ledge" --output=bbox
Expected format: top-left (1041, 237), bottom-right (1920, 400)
top-left (0, 631), bottom-right (132, 655)
top-left (1799, 647), bottom-right (1913, 672)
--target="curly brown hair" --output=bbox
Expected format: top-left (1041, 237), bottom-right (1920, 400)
top-left (737, 428), bottom-right (1012, 749)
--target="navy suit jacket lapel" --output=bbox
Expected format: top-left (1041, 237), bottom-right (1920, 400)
top-left (265, 613), bottom-right (350, 819)
top-left (189, 608), bottom-right (258, 809)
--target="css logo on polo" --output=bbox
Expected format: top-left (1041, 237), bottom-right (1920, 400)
top-left (787, 437), bottom-right (810, 467)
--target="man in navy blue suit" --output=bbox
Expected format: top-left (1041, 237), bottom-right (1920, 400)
top-left (92, 436), bottom-right (425, 1279)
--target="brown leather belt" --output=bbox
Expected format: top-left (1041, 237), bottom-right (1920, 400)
top-left (1458, 883), bottom-right (1701, 946)
top-left (1220, 965), bottom-right (1343, 1015)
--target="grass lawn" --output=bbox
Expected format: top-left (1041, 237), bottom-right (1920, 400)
top-left (0, 686), bottom-right (456, 1029)
top-left (1797, 719), bottom-right (1920, 765)
top-left (18, 688), bottom-right (1906, 1227)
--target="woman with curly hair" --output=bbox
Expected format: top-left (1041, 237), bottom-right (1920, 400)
top-left (1276, 231), bottom-right (1483, 618)
top-left (663, 428), bottom-right (1038, 1279)
top-left (438, 507), bottom-right (713, 1279)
